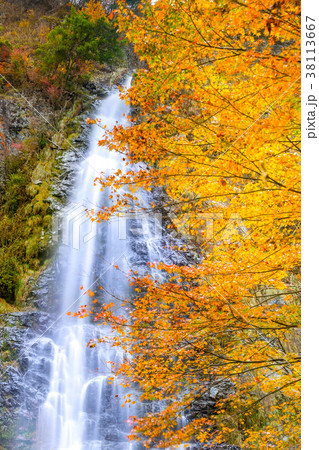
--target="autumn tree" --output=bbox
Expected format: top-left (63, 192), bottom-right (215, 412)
top-left (81, 0), bottom-right (109, 21)
top-left (85, 0), bottom-right (301, 448)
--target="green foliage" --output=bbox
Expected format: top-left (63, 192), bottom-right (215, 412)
top-left (37, 129), bottom-right (48, 149)
top-left (0, 38), bottom-right (11, 62)
top-left (3, 172), bottom-right (29, 215)
top-left (36, 7), bottom-right (123, 88)
top-left (0, 257), bottom-right (19, 304)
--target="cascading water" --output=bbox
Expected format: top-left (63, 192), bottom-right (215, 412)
top-left (15, 74), bottom-right (192, 450)
top-left (33, 76), bottom-right (143, 450)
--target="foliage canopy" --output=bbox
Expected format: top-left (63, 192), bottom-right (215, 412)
top-left (78, 0), bottom-right (301, 447)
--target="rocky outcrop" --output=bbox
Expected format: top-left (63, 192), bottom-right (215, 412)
top-left (0, 98), bottom-right (28, 142)
top-left (0, 97), bottom-right (29, 193)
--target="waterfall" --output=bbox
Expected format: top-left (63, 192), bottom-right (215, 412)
top-left (35, 76), bottom-right (142, 450)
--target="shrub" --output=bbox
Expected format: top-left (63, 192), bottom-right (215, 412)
top-left (5, 47), bottom-right (32, 87)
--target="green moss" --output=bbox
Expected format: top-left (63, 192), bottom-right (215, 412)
top-left (37, 129), bottom-right (48, 149)
top-left (3, 173), bottom-right (29, 215)
top-left (0, 140), bottom-right (58, 304)
top-left (0, 298), bottom-right (17, 314)
top-left (43, 215), bottom-right (51, 227)
top-left (0, 422), bottom-right (15, 443)
top-left (25, 184), bottom-right (39, 198)
top-left (0, 59), bottom-right (123, 307)
top-left (25, 236), bottom-right (41, 260)
top-left (0, 258), bottom-right (19, 304)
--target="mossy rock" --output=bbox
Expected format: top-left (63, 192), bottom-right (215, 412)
top-left (31, 162), bottom-right (53, 186)
top-left (0, 299), bottom-right (17, 314)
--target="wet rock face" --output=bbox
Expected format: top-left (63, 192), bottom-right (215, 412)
top-left (0, 310), bottom-right (55, 449)
top-left (25, 266), bottom-right (58, 312)
top-left (0, 98), bottom-right (29, 192)
top-left (0, 98), bottom-right (29, 142)
top-left (211, 445), bottom-right (241, 450)
top-left (182, 379), bottom-right (238, 448)
top-left (0, 267), bottom-right (59, 448)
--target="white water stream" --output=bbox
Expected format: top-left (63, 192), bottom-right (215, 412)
top-left (35, 76), bottom-right (143, 450)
